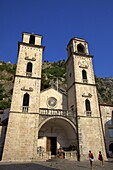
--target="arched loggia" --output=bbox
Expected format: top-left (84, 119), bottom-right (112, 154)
top-left (37, 117), bottom-right (77, 158)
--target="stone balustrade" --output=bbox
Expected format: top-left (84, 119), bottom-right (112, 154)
top-left (22, 106), bottom-right (29, 112)
top-left (37, 151), bottom-right (77, 160)
top-left (39, 108), bottom-right (74, 117)
top-left (37, 151), bottom-right (51, 160)
top-left (85, 111), bottom-right (92, 116)
top-left (64, 151), bottom-right (77, 160)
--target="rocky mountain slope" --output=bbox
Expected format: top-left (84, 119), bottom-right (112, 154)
top-left (0, 60), bottom-right (113, 109)
top-left (95, 77), bottom-right (113, 104)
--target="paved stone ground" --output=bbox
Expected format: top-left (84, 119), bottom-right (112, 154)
top-left (0, 159), bottom-right (113, 170)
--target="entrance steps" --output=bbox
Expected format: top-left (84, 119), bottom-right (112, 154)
top-left (47, 157), bottom-right (68, 162)
top-left (37, 156), bottom-right (65, 162)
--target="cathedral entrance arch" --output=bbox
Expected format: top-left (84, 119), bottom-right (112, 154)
top-left (38, 117), bottom-right (77, 157)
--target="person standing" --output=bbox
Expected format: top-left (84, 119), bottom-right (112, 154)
top-left (88, 150), bottom-right (94, 169)
top-left (98, 151), bottom-right (104, 166)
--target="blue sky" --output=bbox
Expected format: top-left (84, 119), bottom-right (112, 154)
top-left (0, 0), bottom-right (113, 78)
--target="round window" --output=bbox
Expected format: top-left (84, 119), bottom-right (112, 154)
top-left (47, 97), bottom-right (57, 108)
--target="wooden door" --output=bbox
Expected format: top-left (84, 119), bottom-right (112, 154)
top-left (46, 137), bottom-right (51, 152)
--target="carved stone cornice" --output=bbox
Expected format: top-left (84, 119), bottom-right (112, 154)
top-left (82, 93), bottom-right (92, 98)
top-left (25, 56), bottom-right (36, 61)
top-left (79, 65), bottom-right (88, 69)
top-left (21, 86), bottom-right (33, 92)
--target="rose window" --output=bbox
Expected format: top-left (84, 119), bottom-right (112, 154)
top-left (47, 97), bottom-right (57, 108)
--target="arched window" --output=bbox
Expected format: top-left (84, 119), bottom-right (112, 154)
top-left (112, 111), bottom-right (113, 124)
top-left (85, 99), bottom-right (91, 116)
top-left (26, 62), bottom-right (32, 76)
top-left (85, 99), bottom-right (91, 111)
top-left (22, 93), bottom-right (29, 112)
top-left (82, 70), bottom-right (87, 83)
top-left (77, 44), bottom-right (85, 53)
top-left (29, 35), bottom-right (35, 45)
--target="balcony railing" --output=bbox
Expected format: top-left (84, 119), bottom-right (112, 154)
top-left (26, 72), bottom-right (32, 77)
top-left (85, 111), bottom-right (92, 117)
top-left (83, 79), bottom-right (88, 83)
top-left (39, 108), bottom-right (74, 117)
top-left (22, 106), bottom-right (29, 112)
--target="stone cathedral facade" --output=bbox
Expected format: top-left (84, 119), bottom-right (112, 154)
top-left (1, 32), bottom-right (113, 161)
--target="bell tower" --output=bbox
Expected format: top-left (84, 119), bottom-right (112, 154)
top-left (66, 38), bottom-right (106, 160)
top-left (2, 32), bottom-right (44, 161)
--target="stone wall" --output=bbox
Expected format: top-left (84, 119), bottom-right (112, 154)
top-left (2, 113), bottom-right (39, 161)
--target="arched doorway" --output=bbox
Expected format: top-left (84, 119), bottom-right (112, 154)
top-left (109, 143), bottom-right (113, 157)
top-left (38, 117), bottom-right (77, 158)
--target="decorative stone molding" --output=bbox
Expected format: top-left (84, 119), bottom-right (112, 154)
top-left (78, 60), bottom-right (88, 68)
top-left (79, 65), bottom-right (88, 69)
top-left (21, 86), bottom-right (33, 92)
top-left (82, 93), bottom-right (92, 98)
top-left (25, 56), bottom-right (36, 61)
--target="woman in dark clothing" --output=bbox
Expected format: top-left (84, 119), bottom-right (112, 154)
top-left (98, 151), bottom-right (104, 166)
